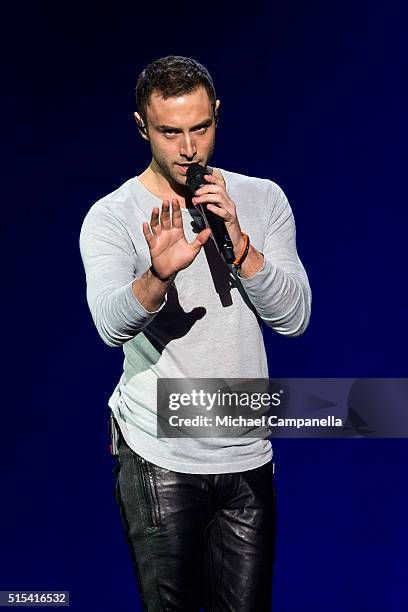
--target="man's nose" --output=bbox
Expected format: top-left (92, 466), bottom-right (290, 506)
top-left (180, 134), bottom-right (197, 159)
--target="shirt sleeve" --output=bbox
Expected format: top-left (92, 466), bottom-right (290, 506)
top-left (79, 203), bottom-right (166, 347)
top-left (238, 182), bottom-right (312, 337)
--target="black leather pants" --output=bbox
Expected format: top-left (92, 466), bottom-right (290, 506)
top-left (114, 432), bottom-right (276, 611)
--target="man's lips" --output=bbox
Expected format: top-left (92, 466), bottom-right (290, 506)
top-left (176, 163), bottom-right (201, 174)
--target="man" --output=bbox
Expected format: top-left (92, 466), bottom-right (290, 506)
top-left (79, 55), bottom-right (311, 611)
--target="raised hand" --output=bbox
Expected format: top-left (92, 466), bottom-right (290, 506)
top-left (142, 198), bottom-right (212, 280)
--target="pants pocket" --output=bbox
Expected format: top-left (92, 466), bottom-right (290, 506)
top-left (136, 455), bottom-right (162, 528)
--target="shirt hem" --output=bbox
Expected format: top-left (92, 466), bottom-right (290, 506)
top-left (109, 397), bottom-right (273, 474)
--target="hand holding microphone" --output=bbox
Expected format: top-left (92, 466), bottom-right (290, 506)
top-left (142, 165), bottom-right (252, 283)
top-left (186, 164), bottom-right (245, 264)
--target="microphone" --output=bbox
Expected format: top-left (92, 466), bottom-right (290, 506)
top-left (186, 163), bottom-right (235, 264)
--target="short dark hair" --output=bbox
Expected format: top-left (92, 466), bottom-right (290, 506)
top-left (135, 55), bottom-right (217, 124)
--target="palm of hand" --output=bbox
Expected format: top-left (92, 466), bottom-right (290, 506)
top-left (149, 226), bottom-right (197, 274)
top-left (142, 198), bottom-right (211, 278)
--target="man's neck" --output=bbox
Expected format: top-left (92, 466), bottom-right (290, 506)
top-left (138, 161), bottom-right (192, 208)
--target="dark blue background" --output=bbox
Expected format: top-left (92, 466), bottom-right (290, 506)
top-left (2, 1), bottom-right (407, 610)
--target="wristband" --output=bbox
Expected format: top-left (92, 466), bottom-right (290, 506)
top-left (149, 265), bottom-right (177, 283)
top-left (232, 233), bottom-right (250, 269)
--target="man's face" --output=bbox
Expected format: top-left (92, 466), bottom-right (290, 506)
top-left (137, 86), bottom-right (220, 187)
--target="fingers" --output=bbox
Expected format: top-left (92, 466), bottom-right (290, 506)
top-left (193, 192), bottom-right (223, 204)
top-left (204, 168), bottom-right (226, 186)
top-left (160, 199), bottom-right (171, 228)
top-left (203, 174), bottom-right (219, 184)
top-left (192, 193), bottom-right (234, 221)
top-left (193, 180), bottom-right (228, 207)
top-left (150, 206), bottom-right (160, 235)
top-left (206, 203), bottom-right (231, 220)
top-left (170, 198), bottom-right (183, 228)
top-left (144, 199), bottom-right (183, 240)
top-left (190, 227), bottom-right (212, 251)
top-left (142, 221), bottom-right (154, 244)
top-left (148, 199), bottom-right (178, 233)
top-left (194, 183), bottom-right (222, 197)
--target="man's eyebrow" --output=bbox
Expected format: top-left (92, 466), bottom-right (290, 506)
top-left (157, 118), bottom-right (213, 131)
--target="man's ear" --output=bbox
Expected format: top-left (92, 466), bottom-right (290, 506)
top-left (134, 112), bottom-right (149, 140)
top-left (214, 100), bottom-right (221, 126)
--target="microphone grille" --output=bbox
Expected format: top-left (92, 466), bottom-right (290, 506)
top-left (186, 163), bottom-right (207, 193)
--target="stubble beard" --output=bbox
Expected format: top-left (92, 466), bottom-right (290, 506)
top-left (151, 137), bottom-right (216, 189)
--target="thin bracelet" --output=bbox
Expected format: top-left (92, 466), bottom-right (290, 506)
top-left (232, 233), bottom-right (250, 268)
top-left (149, 264), bottom-right (176, 283)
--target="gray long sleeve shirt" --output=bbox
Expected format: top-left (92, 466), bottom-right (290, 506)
top-left (79, 168), bottom-right (312, 473)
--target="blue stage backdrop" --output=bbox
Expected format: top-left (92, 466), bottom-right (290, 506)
top-left (2, 1), bottom-right (407, 611)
